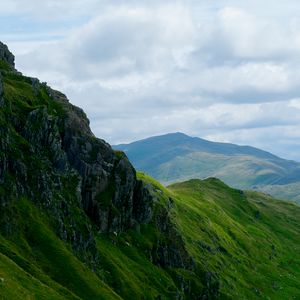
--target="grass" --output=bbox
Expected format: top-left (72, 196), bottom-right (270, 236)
top-left (94, 233), bottom-right (179, 299)
top-left (2, 71), bottom-right (66, 127)
top-left (168, 178), bottom-right (300, 299)
top-left (0, 198), bottom-right (119, 300)
top-left (0, 252), bottom-right (70, 300)
top-left (0, 59), bottom-right (12, 71)
top-left (0, 196), bottom-right (185, 299)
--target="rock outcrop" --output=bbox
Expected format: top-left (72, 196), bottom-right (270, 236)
top-left (0, 42), bottom-right (219, 299)
top-left (0, 42), bottom-right (15, 69)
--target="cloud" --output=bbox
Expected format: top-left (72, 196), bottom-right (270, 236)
top-left (3, 1), bottom-right (300, 160)
top-left (0, 0), bottom-right (99, 19)
top-left (65, 4), bottom-right (197, 82)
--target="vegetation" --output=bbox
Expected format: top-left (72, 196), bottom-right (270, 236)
top-left (0, 194), bottom-right (189, 299)
top-left (0, 60), bottom-right (12, 71)
top-left (169, 178), bottom-right (300, 299)
top-left (0, 198), bottom-right (119, 300)
top-left (1, 175), bottom-right (300, 299)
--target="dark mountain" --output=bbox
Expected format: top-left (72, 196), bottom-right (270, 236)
top-left (114, 132), bottom-right (300, 202)
top-left (1, 42), bottom-right (300, 299)
top-left (116, 132), bottom-right (280, 159)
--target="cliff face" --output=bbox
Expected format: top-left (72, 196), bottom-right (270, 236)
top-left (0, 41), bottom-right (15, 70)
top-left (1, 80), bottom-right (138, 234)
top-left (0, 42), bottom-right (216, 299)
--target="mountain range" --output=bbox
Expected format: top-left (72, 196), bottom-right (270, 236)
top-left (0, 41), bottom-right (300, 299)
top-left (114, 132), bottom-right (300, 203)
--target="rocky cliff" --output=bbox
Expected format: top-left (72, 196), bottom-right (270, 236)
top-left (0, 41), bottom-right (15, 70)
top-left (0, 42), bottom-right (218, 299)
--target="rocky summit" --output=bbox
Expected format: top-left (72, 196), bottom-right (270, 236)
top-left (0, 42), bottom-right (300, 299)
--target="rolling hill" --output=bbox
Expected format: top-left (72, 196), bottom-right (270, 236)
top-left (114, 132), bottom-right (300, 203)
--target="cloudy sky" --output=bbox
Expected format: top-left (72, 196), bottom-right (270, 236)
top-left (1, 0), bottom-right (300, 160)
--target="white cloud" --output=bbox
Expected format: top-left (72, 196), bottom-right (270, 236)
top-left (3, 1), bottom-right (300, 160)
top-left (0, 0), bottom-right (100, 19)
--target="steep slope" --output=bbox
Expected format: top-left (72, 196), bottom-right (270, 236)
top-left (0, 42), bottom-right (216, 299)
top-left (114, 132), bottom-right (300, 202)
top-left (168, 178), bottom-right (300, 299)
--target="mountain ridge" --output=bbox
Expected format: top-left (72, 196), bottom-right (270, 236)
top-left (115, 132), bottom-right (286, 161)
top-left (114, 132), bottom-right (300, 202)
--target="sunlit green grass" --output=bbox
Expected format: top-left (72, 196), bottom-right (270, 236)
top-left (169, 178), bottom-right (300, 299)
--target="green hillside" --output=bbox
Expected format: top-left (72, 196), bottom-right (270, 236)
top-left (114, 133), bottom-right (300, 203)
top-left (1, 174), bottom-right (300, 299)
top-left (0, 194), bottom-right (198, 299)
top-left (168, 178), bottom-right (300, 299)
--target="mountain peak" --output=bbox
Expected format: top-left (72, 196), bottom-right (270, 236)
top-left (170, 132), bottom-right (189, 137)
top-left (0, 41), bottom-right (15, 70)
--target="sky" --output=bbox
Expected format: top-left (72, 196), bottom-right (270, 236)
top-left (1, 0), bottom-right (300, 161)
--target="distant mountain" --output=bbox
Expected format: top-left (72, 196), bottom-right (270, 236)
top-left (114, 132), bottom-right (300, 202)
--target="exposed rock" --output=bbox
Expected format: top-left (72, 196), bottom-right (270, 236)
top-left (0, 73), bottom-right (3, 98)
top-left (152, 205), bottom-right (195, 270)
top-left (0, 41), bottom-right (15, 69)
top-left (133, 180), bottom-right (153, 224)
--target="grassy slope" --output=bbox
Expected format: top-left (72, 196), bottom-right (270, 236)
top-left (0, 159), bottom-right (300, 299)
top-left (1, 171), bottom-right (299, 299)
top-left (0, 198), bottom-right (120, 300)
top-left (0, 196), bottom-right (184, 300)
top-left (169, 178), bottom-right (300, 299)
